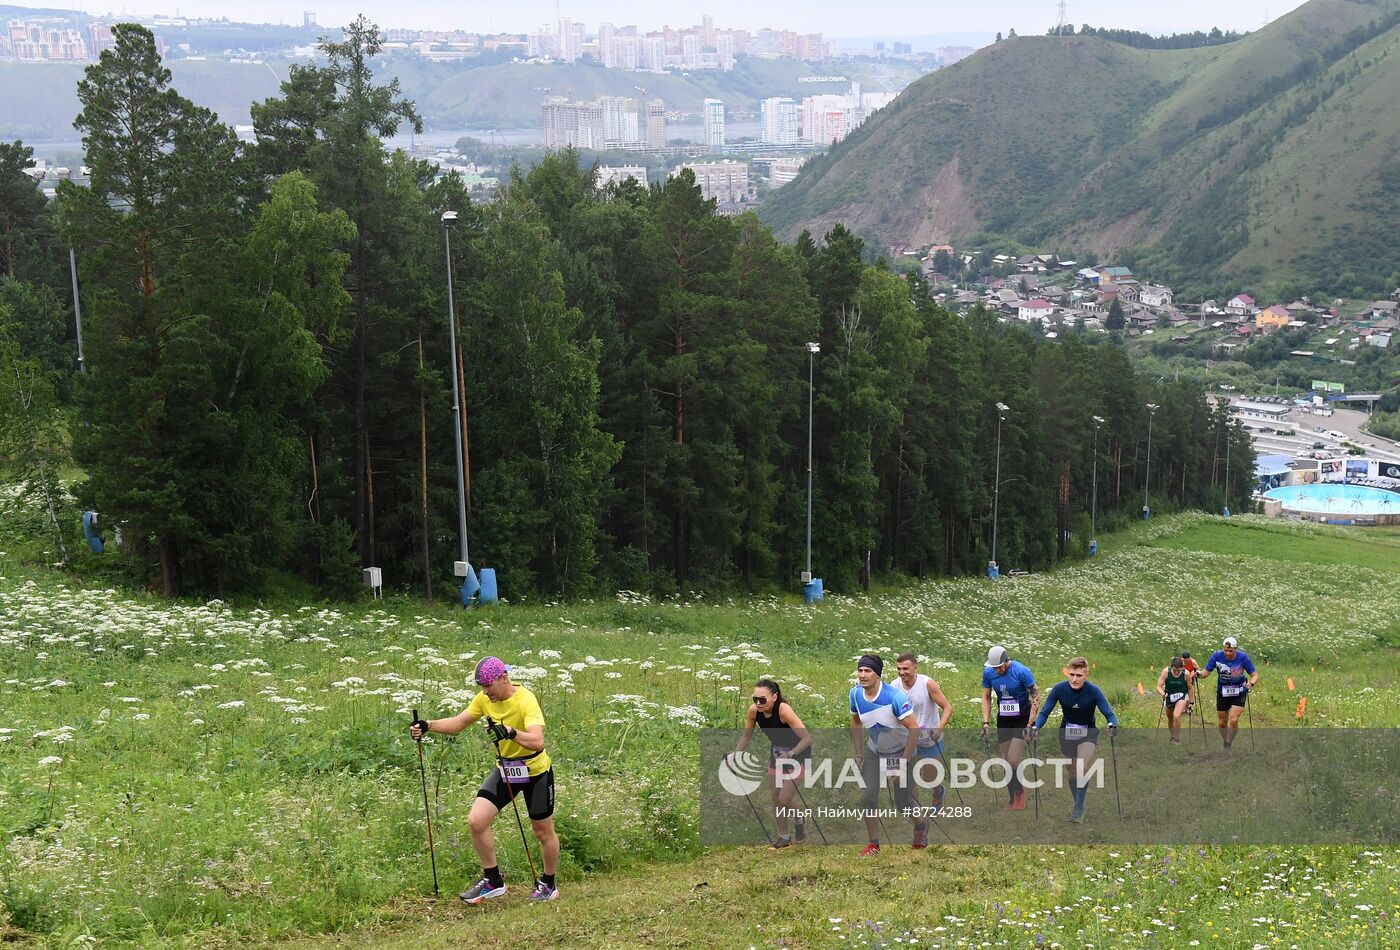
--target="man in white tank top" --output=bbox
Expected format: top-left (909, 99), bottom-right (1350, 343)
top-left (895, 653), bottom-right (955, 845)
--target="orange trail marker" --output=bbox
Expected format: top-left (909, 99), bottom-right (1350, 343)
top-left (1287, 677), bottom-right (1295, 692)
top-left (1137, 682), bottom-right (1145, 696)
top-left (1296, 696), bottom-right (1307, 720)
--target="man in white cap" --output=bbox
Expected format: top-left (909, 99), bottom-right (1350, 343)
top-left (980, 646), bottom-right (1039, 810)
top-left (1197, 637), bottom-right (1258, 749)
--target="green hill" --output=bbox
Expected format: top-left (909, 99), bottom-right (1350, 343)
top-left (408, 57), bottom-right (866, 127)
top-left (0, 55), bottom-right (897, 141)
top-left (761, 0), bottom-right (1400, 297)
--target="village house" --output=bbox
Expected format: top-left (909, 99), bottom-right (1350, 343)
top-left (1097, 265), bottom-right (1134, 285)
top-left (1226, 294), bottom-right (1256, 316)
top-left (1018, 299), bottom-right (1055, 321)
top-left (1139, 284), bottom-right (1174, 307)
top-left (1256, 304), bottom-right (1291, 331)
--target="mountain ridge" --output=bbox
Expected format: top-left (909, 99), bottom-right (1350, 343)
top-left (761, 0), bottom-right (1400, 296)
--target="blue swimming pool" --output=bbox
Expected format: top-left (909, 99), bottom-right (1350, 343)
top-left (1264, 483), bottom-right (1400, 515)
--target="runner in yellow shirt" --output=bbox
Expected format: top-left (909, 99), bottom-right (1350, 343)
top-left (410, 656), bottom-right (559, 903)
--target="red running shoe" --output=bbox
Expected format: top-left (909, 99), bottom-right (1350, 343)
top-left (859, 842), bottom-right (881, 857)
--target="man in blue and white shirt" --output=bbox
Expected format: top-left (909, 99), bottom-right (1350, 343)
top-left (1199, 636), bottom-right (1258, 750)
top-left (849, 654), bottom-right (922, 856)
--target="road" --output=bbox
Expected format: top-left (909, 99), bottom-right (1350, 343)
top-left (1246, 406), bottom-right (1400, 463)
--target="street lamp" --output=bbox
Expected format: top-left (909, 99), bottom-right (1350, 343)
top-left (67, 246), bottom-right (86, 374)
top-left (989, 402), bottom-right (1009, 578)
top-left (803, 341), bottom-right (822, 602)
top-left (1143, 403), bottom-right (1159, 520)
top-left (1222, 416), bottom-right (1232, 518)
top-left (1090, 415), bottom-right (1104, 555)
top-left (442, 210), bottom-right (474, 601)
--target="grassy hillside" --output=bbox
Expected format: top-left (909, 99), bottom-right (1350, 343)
top-left (0, 56), bottom-right (910, 142)
top-left (412, 58), bottom-right (876, 128)
top-left (0, 60), bottom-right (285, 138)
top-left (3, 510), bottom-right (1398, 945)
top-left (762, 0), bottom-right (1400, 297)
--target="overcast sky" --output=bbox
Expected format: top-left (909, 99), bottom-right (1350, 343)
top-left (59, 1), bottom-right (1310, 37)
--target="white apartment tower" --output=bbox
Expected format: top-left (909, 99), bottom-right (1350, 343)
top-left (760, 97), bottom-right (800, 144)
top-left (702, 98), bottom-right (725, 150)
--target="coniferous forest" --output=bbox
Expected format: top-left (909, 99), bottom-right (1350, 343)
top-left (0, 21), bottom-right (1255, 600)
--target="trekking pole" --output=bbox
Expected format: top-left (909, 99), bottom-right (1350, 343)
top-left (792, 783), bottom-right (829, 845)
top-left (1245, 688), bottom-right (1256, 751)
top-left (486, 716), bottom-right (539, 882)
top-left (411, 709), bottom-right (440, 896)
top-left (934, 741), bottom-right (964, 806)
top-left (726, 753), bottom-right (774, 845)
top-left (1194, 677), bottom-right (1207, 742)
top-left (1109, 727), bottom-right (1123, 818)
top-left (1030, 733), bottom-right (1040, 820)
top-left (981, 730), bottom-right (1000, 807)
top-left (433, 734), bottom-right (452, 810)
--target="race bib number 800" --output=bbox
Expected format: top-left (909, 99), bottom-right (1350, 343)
top-left (501, 760), bottom-right (531, 784)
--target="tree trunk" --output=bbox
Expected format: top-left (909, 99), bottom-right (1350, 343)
top-left (418, 335), bottom-right (432, 600)
top-left (158, 534), bottom-right (180, 597)
top-left (308, 433), bottom-right (323, 586)
top-left (1056, 462), bottom-right (1070, 559)
top-left (36, 460), bottom-right (68, 568)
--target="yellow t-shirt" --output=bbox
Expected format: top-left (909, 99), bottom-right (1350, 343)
top-left (468, 685), bottom-right (551, 776)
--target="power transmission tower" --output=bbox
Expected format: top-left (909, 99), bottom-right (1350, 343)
top-left (1055, 0), bottom-right (1069, 35)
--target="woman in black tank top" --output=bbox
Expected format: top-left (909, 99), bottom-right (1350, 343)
top-left (729, 679), bottom-right (813, 849)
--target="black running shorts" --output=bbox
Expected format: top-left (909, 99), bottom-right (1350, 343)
top-left (996, 713), bottom-right (1030, 744)
top-left (1216, 691), bottom-right (1247, 712)
top-left (477, 766), bottom-right (555, 820)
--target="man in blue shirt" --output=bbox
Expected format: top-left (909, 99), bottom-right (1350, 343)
top-left (849, 654), bottom-right (923, 856)
top-left (980, 646), bottom-right (1039, 811)
top-left (1198, 636), bottom-right (1258, 750)
top-left (1030, 657), bottom-right (1118, 823)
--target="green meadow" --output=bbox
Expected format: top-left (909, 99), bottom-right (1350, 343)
top-left (2, 512), bottom-right (1397, 947)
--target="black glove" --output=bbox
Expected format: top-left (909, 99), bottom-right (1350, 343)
top-left (409, 718), bottom-right (430, 739)
top-left (485, 720), bottom-right (516, 743)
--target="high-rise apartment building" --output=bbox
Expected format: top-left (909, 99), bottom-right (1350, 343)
top-left (647, 98), bottom-right (667, 148)
top-left (702, 98), bottom-right (725, 150)
top-left (673, 161), bottom-right (751, 206)
top-left (760, 97), bottom-right (800, 145)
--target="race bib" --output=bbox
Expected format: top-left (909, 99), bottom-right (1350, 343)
top-left (1221, 685), bottom-right (1243, 698)
top-left (998, 699), bottom-right (1021, 717)
top-left (1064, 724), bottom-right (1089, 740)
top-left (501, 759), bottom-right (531, 785)
top-left (1168, 692), bottom-right (1185, 703)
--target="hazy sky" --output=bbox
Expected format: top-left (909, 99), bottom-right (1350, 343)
top-left (60, 1), bottom-right (1311, 37)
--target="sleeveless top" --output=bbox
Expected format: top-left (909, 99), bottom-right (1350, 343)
top-left (905, 673), bottom-right (942, 747)
top-left (757, 701), bottom-right (810, 760)
top-left (1163, 669), bottom-right (1190, 703)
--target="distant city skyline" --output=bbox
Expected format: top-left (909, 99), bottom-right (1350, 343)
top-left (42, 1), bottom-right (1311, 39)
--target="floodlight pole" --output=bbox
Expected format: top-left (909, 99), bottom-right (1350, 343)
top-left (804, 342), bottom-right (819, 579)
top-left (990, 402), bottom-right (1009, 578)
top-left (1091, 415), bottom-right (1104, 549)
top-left (442, 211), bottom-right (470, 568)
top-left (68, 246), bottom-right (86, 374)
top-left (1144, 403), bottom-right (1159, 520)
